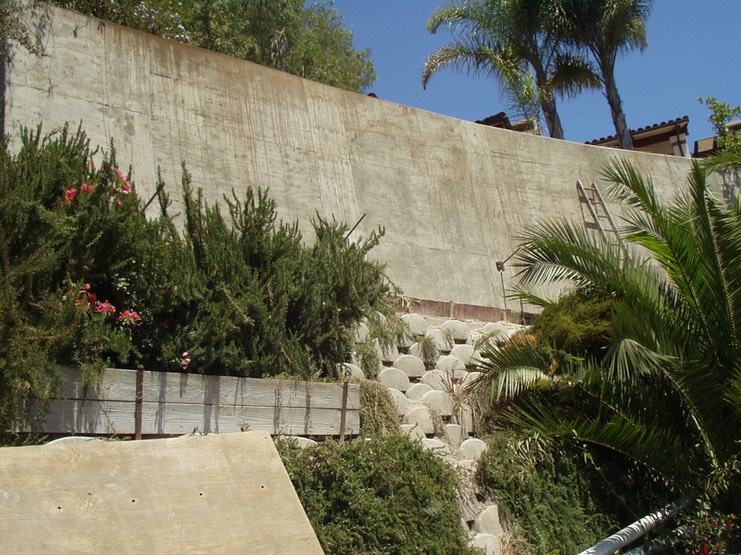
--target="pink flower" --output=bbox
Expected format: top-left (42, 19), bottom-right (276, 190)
top-left (114, 168), bottom-right (132, 194)
top-left (81, 183), bottom-right (94, 192)
top-left (96, 300), bottom-right (115, 315)
top-left (74, 284), bottom-right (96, 308)
top-left (64, 187), bottom-right (78, 204)
top-left (178, 351), bottom-right (191, 369)
top-left (117, 309), bottom-right (141, 326)
top-left (75, 293), bottom-right (95, 308)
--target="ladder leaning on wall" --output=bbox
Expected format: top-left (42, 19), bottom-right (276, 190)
top-left (576, 180), bottom-right (625, 253)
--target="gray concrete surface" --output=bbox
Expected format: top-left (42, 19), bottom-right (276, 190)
top-left (6, 5), bottom-right (733, 309)
top-left (0, 432), bottom-right (324, 553)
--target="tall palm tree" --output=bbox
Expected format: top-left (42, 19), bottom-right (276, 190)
top-left (473, 156), bottom-right (741, 511)
top-left (554, 0), bottom-right (653, 149)
top-left (422, 0), bottom-right (599, 139)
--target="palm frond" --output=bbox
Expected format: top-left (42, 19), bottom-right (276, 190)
top-left (494, 156), bottom-right (740, 505)
top-left (421, 40), bottom-right (511, 88)
top-left (548, 51), bottom-right (601, 98)
top-left (426, 3), bottom-right (475, 34)
top-left (674, 357), bottom-right (739, 468)
top-left (600, 0), bottom-right (650, 53)
top-left (502, 395), bottom-right (700, 493)
top-left (725, 361), bottom-right (741, 415)
top-left (422, 0), bottom-right (602, 139)
top-left (678, 165), bottom-right (740, 364)
top-left (700, 151), bottom-right (741, 174)
top-left (472, 333), bottom-right (551, 402)
top-left (498, 66), bottom-right (543, 125)
top-left (514, 287), bottom-right (565, 308)
top-left (513, 217), bottom-right (639, 295)
top-left (603, 336), bottom-right (674, 383)
top-left (602, 157), bottom-right (663, 216)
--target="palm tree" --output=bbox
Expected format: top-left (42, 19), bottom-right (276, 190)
top-left (553, 0), bottom-right (653, 149)
top-left (473, 155), bottom-right (741, 511)
top-left (422, 0), bottom-right (599, 139)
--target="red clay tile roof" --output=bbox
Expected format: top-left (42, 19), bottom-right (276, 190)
top-left (586, 116), bottom-right (689, 145)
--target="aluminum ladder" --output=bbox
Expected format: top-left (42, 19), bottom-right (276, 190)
top-left (576, 180), bottom-right (624, 251)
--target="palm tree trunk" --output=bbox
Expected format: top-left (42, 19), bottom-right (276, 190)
top-left (541, 96), bottom-right (565, 139)
top-left (603, 72), bottom-right (633, 150)
top-left (535, 68), bottom-right (564, 139)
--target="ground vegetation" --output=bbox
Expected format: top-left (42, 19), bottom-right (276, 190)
top-left (476, 430), bottom-right (666, 554)
top-left (278, 435), bottom-right (477, 555)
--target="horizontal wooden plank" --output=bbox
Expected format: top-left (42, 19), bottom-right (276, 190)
top-left (28, 399), bottom-right (359, 437)
top-left (58, 368), bottom-right (360, 410)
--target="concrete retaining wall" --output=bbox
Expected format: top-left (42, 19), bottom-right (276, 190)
top-left (0, 432), bottom-right (324, 553)
top-left (4, 4), bottom-right (725, 309)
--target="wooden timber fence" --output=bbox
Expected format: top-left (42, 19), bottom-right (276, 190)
top-left (23, 368), bottom-right (360, 438)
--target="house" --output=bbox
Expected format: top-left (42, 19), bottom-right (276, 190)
top-left (586, 116), bottom-right (690, 157)
top-left (475, 112), bottom-right (542, 134)
top-left (693, 119), bottom-right (741, 157)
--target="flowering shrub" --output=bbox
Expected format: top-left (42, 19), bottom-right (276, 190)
top-left (117, 310), bottom-right (141, 326)
top-left (0, 124), bottom-right (393, 436)
top-left (677, 511), bottom-right (739, 554)
top-left (177, 352), bottom-right (191, 370)
top-left (64, 186), bottom-right (78, 204)
top-left (96, 300), bottom-right (116, 315)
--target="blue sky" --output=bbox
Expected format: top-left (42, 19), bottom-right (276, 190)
top-left (329, 0), bottom-right (741, 147)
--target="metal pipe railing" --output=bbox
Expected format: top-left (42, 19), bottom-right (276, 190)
top-left (578, 496), bottom-right (691, 555)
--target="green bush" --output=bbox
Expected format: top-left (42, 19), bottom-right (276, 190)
top-left (476, 431), bottom-right (680, 554)
top-left (277, 435), bottom-right (477, 555)
top-left (477, 432), bottom-right (617, 554)
top-left (358, 380), bottom-right (400, 437)
top-left (0, 125), bottom-right (393, 433)
top-left (176, 173), bottom-right (392, 378)
top-left (528, 288), bottom-right (615, 372)
top-left (1, 126), bottom-right (157, 431)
